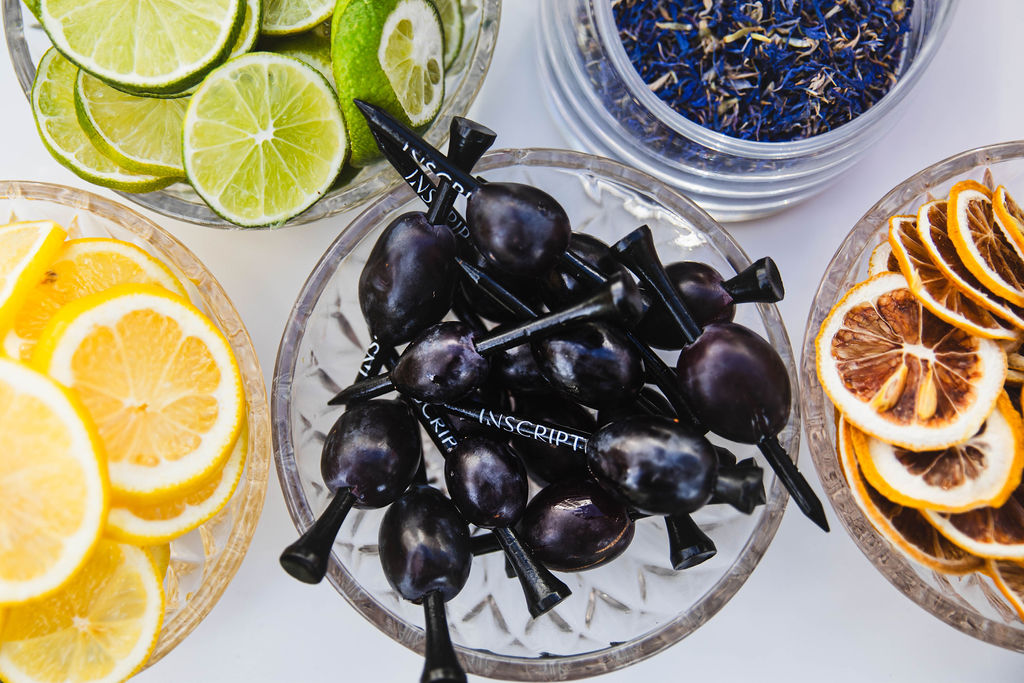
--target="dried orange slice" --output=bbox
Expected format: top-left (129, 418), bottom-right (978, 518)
top-left (988, 558), bottom-right (1024, 620)
top-left (889, 214), bottom-right (1017, 340)
top-left (868, 239), bottom-right (899, 276)
top-left (993, 185), bottom-right (1024, 253)
top-left (851, 392), bottom-right (1024, 512)
top-left (917, 199), bottom-right (1024, 329)
top-left (816, 272), bottom-right (1007, 450)
top-left (838, 417), bottom-right (982, 574)
top-left (948, 180), bottom-right (1024, 307)
top-left (924, 480), bottom-right (1024, 559)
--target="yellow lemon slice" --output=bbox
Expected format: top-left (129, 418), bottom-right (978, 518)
top-left (851, 392), bottom-right (1024, 513)
top-left (0, 541), bottom-right (163, 683)
top-left (4, 237), bottom-right (187, 362)
top-left (949, 180), bottom-right (1024, 307)
top-left (145, 543), bottom-right (171, 579)
top-left (0, 220), bottom-right (66, 334)
top-left (838, 417), bottom-right (983, 574)
top-left (32, 283), bottom-right (244, 503)
top-left (0, 357), bottom-right (107, 604)
top-left (816, 272), bottom-right (1007, 451)
top-left (107, 425), bottom-right (246, 544)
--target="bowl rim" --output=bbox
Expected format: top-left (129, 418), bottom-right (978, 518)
top-left (272, 147), bottom-right (801, 679)
top-left (589, 0), bottom-right (957, 157)
top-left (0, 179), bottom-right (273, 666)
top-left (1, 0), bottom-right (502, 230)
top-left (799, 140), bottom-right (1024, 653)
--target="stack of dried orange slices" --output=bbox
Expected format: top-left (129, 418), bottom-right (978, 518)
top-left (0, 219), bottom-right (246, 683)
top-left (817, 178), bottom-right (1024, 623)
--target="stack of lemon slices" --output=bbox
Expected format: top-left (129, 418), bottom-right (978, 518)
top-left (0, 219), bottom-right (245, 683)
top-left (817, 178), bottom-right (1024, 623)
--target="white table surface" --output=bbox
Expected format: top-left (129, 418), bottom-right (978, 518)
top-left (2, 1), bottom-right (1023, 681)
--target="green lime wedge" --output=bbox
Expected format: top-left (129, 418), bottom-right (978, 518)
top-left (75, 72), bottom-right (188, 177)
top-left (332, 0), bottom-right (444, 166)
top-left (38, 0), bottom-right (244, 94)
top-left (262, 0), bottom-right (333, 36)
top-left (183, 52), bottom-right (348, 227)
top-left (32, 49), bottom-right (175, 192)
top-left (431, 0), bottom-right (462, 68)
top-left (261, 22), bottom-right (334, 88)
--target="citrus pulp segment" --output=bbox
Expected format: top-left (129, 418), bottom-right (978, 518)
top-left (816, 272), bottom-right (1007, 451)
top-left (332, 0), bottom-right (443, 166)
top-left (994, 185), bottom-right (1024, 253)
top-left (183, 53), bottom-right (347, 227)
top-left (948, 180), bottom-right (1024, 307)
top-left (838, 418), bottom-right (983, 574)
top-left (432, 0), bottom-right (463, 68)
top-left (0, 541), bottom-right (163, 683)
top-left (916, 199), bottom-right (1024, 330)
top-left (868, 238), bottom-right (898, 276)
top-left (74, 72), bottom-right (190, 177)
top-left (32, 50), bottom-right (175, 193)
top-left (107, 424), bottom-right (246, 544)
top-left (263, 22), bottom-right (334, 88)
top-left (32, 284), bottom-right (244, 503)
top-left (889, 214), bottom-right (1017, 340)
top-left (262, 0), bottom-right (333, 35)
top-left (989, 559), bottom-right (1024, 620)
top-left (851, 392), bottom-right (1024, 513)
top-left (0, 357), bottom-right (107, 604)
top-left (0, 220), bottom-right (66, 334)
top-left (3, 237), bottom-right (187, 362)
top-left (924, 482), bottom-right (1024, 560)
top-left (38, 0), bottom-right (244, 94)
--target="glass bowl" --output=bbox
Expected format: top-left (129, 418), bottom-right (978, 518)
top-left (272, 148), bottom-right (800, 679)
top-left (537, 0), bottom-right (955, 222)
top-left (0, 180), bottom-right (271, 667)
top-left (800, 141), bottom-right (1024, 652)
top-left (2, 0), bottom-right (500, 229)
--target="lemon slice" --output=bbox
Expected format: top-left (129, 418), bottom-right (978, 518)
top-left (0, 357), bottom-right (107, 603)
top-left (924, 481), bottom-right (1024, 560)
top-left (0, 541), bottom-right (163, 683)
top-left (4, 237), bottom-right (186, 362)
top-left (816, 272), bottom-right (1007, 450)
top-left (107, 424), bottom-right (246, 544)
top-left (32, 283), bottom-right (244, 502)
top-left (146, 543), bottom-right (171, 579)
top-left (262, 0), bottom-right (332, 35)
top-left (867, 238), bottom-right (898, 276)
top-left (38, 0), bottom-right (244, 94)
top-left (989, 559), bottom-right (1024, 621)
top-left (851, 392), bottom-right (1024, 512)
top-left (183, 53), bottom-right (347, 227)
top-left (889, 214), bottom-right (1018, 340)
top-left (949, 180), bottom-right (1024, 307)
top-left (838, 417), bottom-right (983, 574)
top-left (0, 220), bottom-right (66, 334)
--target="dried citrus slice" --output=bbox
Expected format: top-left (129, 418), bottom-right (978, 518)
top-left (917, 199), bottom-right (1024, 329)
top-left (851, 392), bottom-right (1024, 512)
top-left (889, 214), bottom-right (1017, 340)
top-left (107, 423), bottom-right (246, 544)
top-left (988, 559), bottom-right (1024, 621)
top-left (838, 417), bottom-right (982, 574)
top-left (32, 283), bottom-right (244, 503)
top-left (3, 237), bottom-right (187, 362)
top-left (0, 541), bottom-right (163, 683)
top-left (868, 238), bottom-right (899, 276)
top-left (0, 357), bottom-right (107, 603)
top-left (924, 480), bottom-right (1024, 559)
top-left (993, 185), bottom-right (1024, 253)
top-left (948, 180), bottom-right (1024, 307)
top-left (0, 220), bottom-right (66, 334)
top-left (816, 272), bottom-right (1007, 450)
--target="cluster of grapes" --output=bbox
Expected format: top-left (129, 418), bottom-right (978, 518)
top-left (279, 103), bottom-right (827, 682)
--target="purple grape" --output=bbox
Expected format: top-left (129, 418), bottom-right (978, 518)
top-left (542, 233), bottom-right (628, 308)
top-left (444, 438), bottom-right (528, 528)
top-left (509, 392), bottom-right (595, 486)
top-left (637, 261), bottom-right (734, 350)
top-left (532, 322), bottom-right (643, 409)
top-left (391, 322), bottom-right (489, 403)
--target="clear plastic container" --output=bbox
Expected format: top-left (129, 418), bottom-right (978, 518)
top-left (538, 0), bottom-right (956, 222)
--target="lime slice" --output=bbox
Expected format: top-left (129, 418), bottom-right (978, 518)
top-left (262, 0), bottom-right (333, 35)
top-left (32, 49), bottom-right (175, 193)
top-left (332, 0), bottom-right (444, 166)
top-left (22, 0), bottom-right (40, 21)
top-left (75, 71), bottom-right (188, 177)
top-left (432, 0), bottom-right (463, 68)
top-left (38, 0), bottom-right (244, 94)
top-left (183, 53), bottom-right (348, 227)
top-left (230, 0), bottom-right (263, 57)
top-left (262, 22), bottom-right (334, 88)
